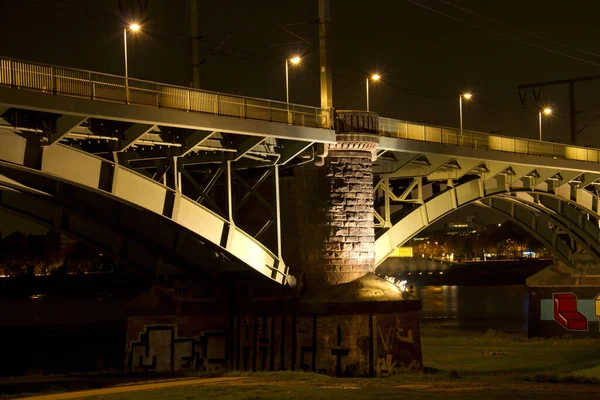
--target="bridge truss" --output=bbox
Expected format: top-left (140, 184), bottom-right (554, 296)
top-left (373, 150), bottom-right (600, 268)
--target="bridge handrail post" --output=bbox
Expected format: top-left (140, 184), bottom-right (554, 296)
top-left (88, 71), bottom-right (92, 99)
top-left (9, 60), bottom-right (14, 88)
top-left (242, 97), bottom-right (246, 119)
top-left (157, 84), bottom-right (161, 107)
top-left (187, 89), bottom-right (191, 112)
top-left (51, 66), bottom-right (56, 94)
top-left (216, 94), bottom-right (220, 115)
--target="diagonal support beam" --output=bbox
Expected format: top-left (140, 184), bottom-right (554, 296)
top-left (180, 166), bottom-right (224, 216)
top-left (48, 115), bottom-right (87, 145)
top-left (232, 171), bottom-right (273, 212)
top-left (255, 219), bottom-right (274, 240)
top-left (179, 130), bottom-right (216, 157)
top-left (236, 169), bottom-right (272, 211)
top-left (277, 139), bottom-right (313, 165)
top-left (230, 135), bottom-right (266, 161)
top-left (117, 123), bottom-right (155, 152)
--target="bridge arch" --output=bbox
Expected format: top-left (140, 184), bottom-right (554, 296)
top-left (0, 131), bottom-right (287, 283)
top-left (374, 178), bottom-right (600, 267)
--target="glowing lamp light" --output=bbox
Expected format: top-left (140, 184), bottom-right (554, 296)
top-left (462, 93), bottom-right (473, 100)
top-left (371, 74), bottom-right (381, 81)
top-left (543, 107), bottom-right (552, 115)
top-left (129, 23), bottom-right (141, 31)
top-left (290, 56), bottom-right (301, 64)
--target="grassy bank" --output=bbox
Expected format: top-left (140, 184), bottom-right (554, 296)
top-left (421, 327), bottom-right (600, 380)
top-left (8, 327), bottom-right (600, 400)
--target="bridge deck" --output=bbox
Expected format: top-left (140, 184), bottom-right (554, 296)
top-left (379, 118), bottom-right (600, 166)
top-left (2, 56), bottom-right (600, 168)
top-left (0, 57), bottom-right (332, 131)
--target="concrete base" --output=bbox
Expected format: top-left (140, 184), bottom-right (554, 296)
top-left (125, 274), bottom-right (422, 376)
top-left (528, 260), bottom-right (600, 338)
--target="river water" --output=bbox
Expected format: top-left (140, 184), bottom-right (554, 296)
top-left (417, 285), bottom-right (529, 333)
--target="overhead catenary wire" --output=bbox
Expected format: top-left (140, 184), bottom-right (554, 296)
top-left (439, 0), bottom-right (600, 59)
top-left (13, 0), bottom-right (587, 116)
top-left (406, 0), bottom-right (600, 67)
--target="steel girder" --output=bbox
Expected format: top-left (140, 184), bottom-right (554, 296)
top-left (498, 193), bottom-right (600, 257)
top-left (480, 196), bottom-right (600, 263)
top-left (374, 178), bottom-right (600, 267)
top-left (0, 128), bottom-right (288, 284)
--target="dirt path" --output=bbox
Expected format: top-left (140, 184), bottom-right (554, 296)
top-left (17, 377), bottom-right (248, 400)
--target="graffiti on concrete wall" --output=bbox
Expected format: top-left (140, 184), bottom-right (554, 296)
top-left (127, 312), bottom-right (423, 376)
top-left (375, 313), bottom-right (421, 375)
top-left (127, 325), bottom-right (226, 372)
top-left (539, 292), bottom-right (600, 332)
top-left (553, 293), bottom-right (587, 331)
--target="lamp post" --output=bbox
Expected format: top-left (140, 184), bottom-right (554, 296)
top-left (285, 56), bottom-right (301, 124)
top-left (124, 23), bottom-right (141, 103)
top-left (459, 92), bottom-right (472, 136)
top-left (285, 56), bottom-right (301, 104)
top-left (539, 107), bottom-right (552, 141)
top-left (366, 74), bottom-right (380, 112)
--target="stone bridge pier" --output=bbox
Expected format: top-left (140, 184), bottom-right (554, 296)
top-left (124, 112), bottom-right (422, 377)
top-left (278, 111), bottom-right (423, 375)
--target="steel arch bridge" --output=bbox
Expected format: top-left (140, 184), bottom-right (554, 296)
top-left (3, 56), bottom-right (600, 284)
top-left (0, 137), bottom-right (291, 282)
top-left (373, 155), bottom-right (600, 268)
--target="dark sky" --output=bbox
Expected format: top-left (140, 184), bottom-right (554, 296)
top-left (1, 0), bottom-right (599, 234)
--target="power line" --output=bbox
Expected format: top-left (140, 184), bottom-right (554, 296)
top-left (439, 0), bottom-right (600, 59)
top-left (406, 0), bottom-right (600, 67)
top-left (15, 0), bottom-right (573, 115)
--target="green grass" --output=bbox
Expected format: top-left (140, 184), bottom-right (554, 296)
top-left (420, 327), bottom-right (600, 379)
top-left (8, 328), bottom-right (600, 400)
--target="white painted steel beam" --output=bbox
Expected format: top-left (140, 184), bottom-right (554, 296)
top-left (378, 136), bottom-right (600, 174)
top-left (0, 129), bottom-right (287, 284)
top-left (0, 86), bottom-right (336, 144)
top-left (48, 115), bottom-right (88, 145)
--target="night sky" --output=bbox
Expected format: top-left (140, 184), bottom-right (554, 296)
top-left (1, 0), bottom-right (599, 234)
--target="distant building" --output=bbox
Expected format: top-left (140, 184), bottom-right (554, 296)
top-left (446, 215), bottom-right (482, 236)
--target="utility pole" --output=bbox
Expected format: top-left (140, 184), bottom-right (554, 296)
top-left (318, 0), bottom-right (333, 111)
top-left (189, 0), bottom-right (201, 88)
top-left (518, 74), bottom-right (600, 145)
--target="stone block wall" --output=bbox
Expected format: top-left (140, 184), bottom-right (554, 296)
top-left (280, 153), bottom-right (375, 290)
top-left (324, 155), bottom-right (375, 286)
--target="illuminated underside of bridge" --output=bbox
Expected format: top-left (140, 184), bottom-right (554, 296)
top-left (1, 57), bottom-right (600, 285)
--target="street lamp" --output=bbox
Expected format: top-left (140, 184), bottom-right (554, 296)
top-left (366, 74), bottom-right (380, 112)
top-left (124, 23), bottom-right (141, 103)
top-left (459, 92), bottom-right (472, 136)
top-left (285, 56), bottom-right (301, 105)
top-left (539, 107), bottom-right (552, 141)
top-left (285, 56), bottom-right (301, 124)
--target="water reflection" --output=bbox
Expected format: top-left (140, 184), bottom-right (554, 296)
top-left (418, 285), bottom-right (529, 333)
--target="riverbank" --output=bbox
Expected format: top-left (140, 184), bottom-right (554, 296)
top-left (4, 325), bottom-right (600, 399)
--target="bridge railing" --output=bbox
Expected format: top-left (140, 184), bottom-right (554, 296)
top-left (0, 57), bottom-right (333, 130)
top-left (379, 117), bottom-right (600, 164)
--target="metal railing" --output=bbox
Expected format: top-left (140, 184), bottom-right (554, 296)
top-left (379, 117), bottom-right (600, 164)
top-left (0, 57), bottom-right (333, 130)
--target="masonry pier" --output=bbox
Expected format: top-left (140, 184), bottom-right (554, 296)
top-left (125, 112), bottom-right (423, 376)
